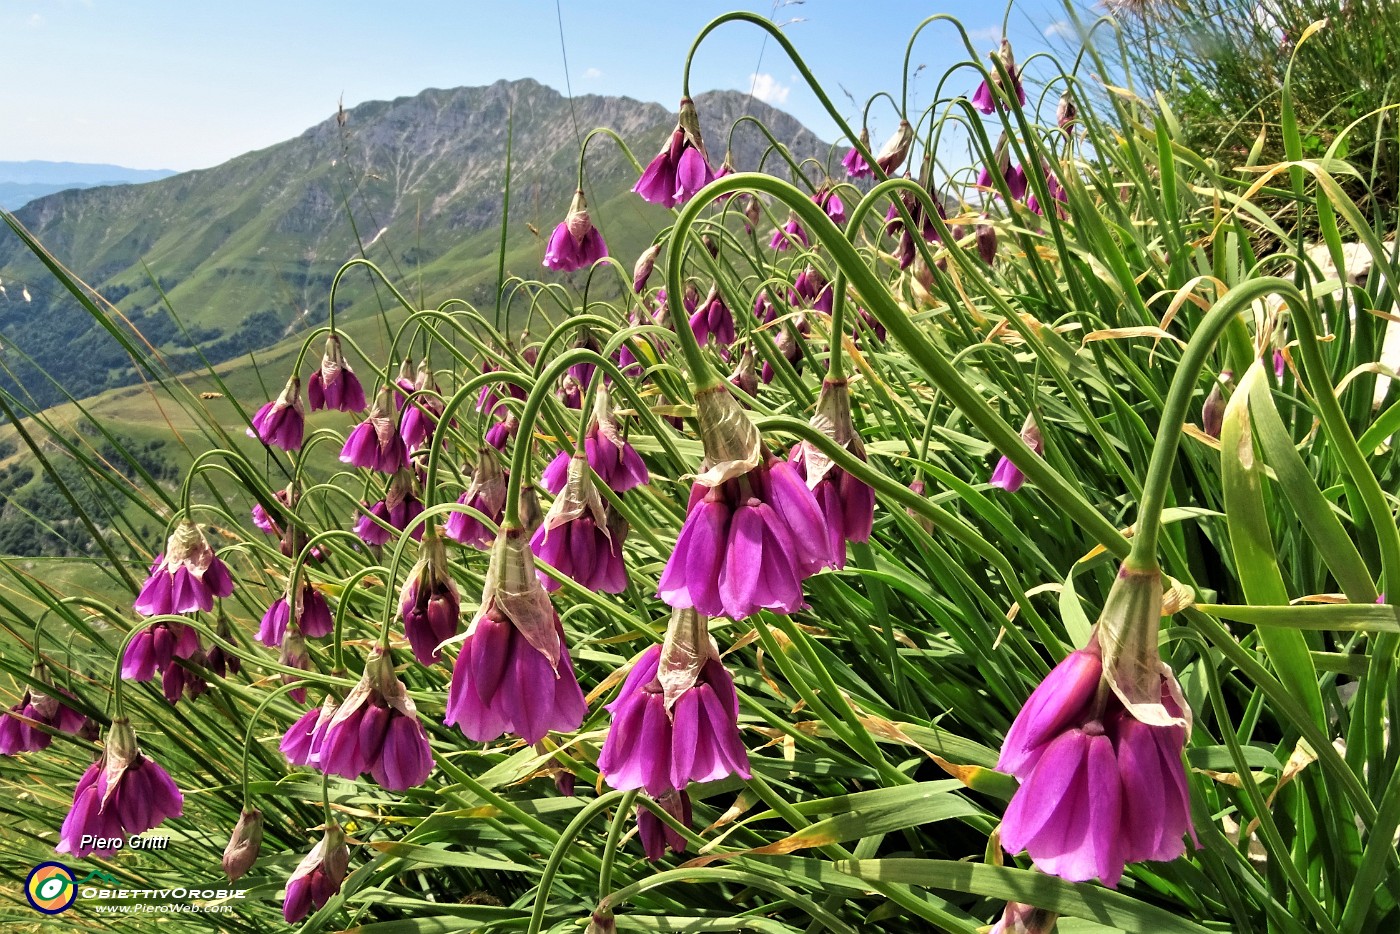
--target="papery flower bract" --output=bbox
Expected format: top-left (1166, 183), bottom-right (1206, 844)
top-left (445, 529), bottom-right (587, 744)
top-left (134, 521), bottom-right (234, 616)
top-left (399, 534), bottom-right (461, 664)
top-left (633, 98), bottom-right (714, 208)
top-left (657, 386), bottom-right (832, 619)
top-left (283, 824), bottom-right (350, 924)
top-left (399, 361), bottom-right (447, 452)
top-left (445, 452), bottom-right (508, 549)
top-left (637, 790), bottom-right (691, 862)
top-left (544, 189), bottom-right (608, 271)
top-left (57, 718), bottom-right (183, 858)
top-left (308, 333), bottom-right (366, 413)
top-left (599, 608), bottom-right (749, 796)
top-left (317, 649), bottom-right (434, 790)
top-left (633, 243), bottom-right (663, 293)
top-left (122, 620), bottom-right (201, 682)
top-left (874, 120), bottom-right (913, 175)
top-left (248, 375), bottom-right (305, 451)
top-left (340, 388), bottom-right (409, 474)
top-left (791, 379), bottom-right (875, 569)
top-left (989, 415), bottom-right (1044, 493)
top-left (1202, 371), bottom-right (1232, 439)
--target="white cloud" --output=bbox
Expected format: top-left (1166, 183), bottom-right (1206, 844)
top-left (27, 13), bottom-right (44, 27)
top-left (966, 25), bottom-right (1003, 45)
top-left (583, 67), bottom-right (602, 80)
top-left (1043, 19), bottom-right (1074, 39)
top-left (748, 72), bottom-right (790, 105)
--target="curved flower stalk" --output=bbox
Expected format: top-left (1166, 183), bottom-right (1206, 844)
top-left (283, 823), bottom-right (349, 924)
top-left (599, 607), bottom-right (749, 796)
top-left (544, 189), bottom-right (608, 271)
top-left (0, 662), bottom-right (88, 755)
top-left (134, 520), bottom-right (234, 616)
top-left (317, 648), bottom-right (434, 790)
top-left (309, 332), bottom-right (366, 412)
top-left (248, 374), bottom-right (305, 451)
top-left (791, 378), bottom-right (875, 569)
top-left (531, 451), bottom-right (628, 593)
top-left (445, 529), bottom-right (587, 744)
top-left (399, 533), bottom-right (461, 664)
top-left (972, 38), bottom-right (1027, 113)
top-left (445, 451), bottom-right (508, 549)
top-left (542, 385), bottom-right (649, 495)
top-left (998, 565), bottom-right (1197, 886)
top-left (340, 387), bottom-right (409, 474)
top-left (634, 98), bottom-right (714, 208)
top-left (57, 718), bottom-right (183, 857)
top-left (657, 385), bottom-right (832, 619)
top-left (989, 415), bottom-right (1044, 493)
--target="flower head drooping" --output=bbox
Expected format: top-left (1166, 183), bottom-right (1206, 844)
top-left (544, 189), bottom-right (609, 272)
top-left (1027, 160), bottom-right (1069, 217)
top-left (1057, 91), bottom-right (1078, 134)
top-left (317, 648), bottom-right (434, 790)
top-left (989, 414), bottom-right (1044, 493)
top-left (978, 134), bottom-right (1029, 202)
top-left (445, 451), bottom-right (508, 549)
top-left (340, 387), bottom-right (410, 474)
top-left (815, 183), bottom-right (847, 224)
top-left (0, 662), bottom-right (88, 755)
top-left (998, 564), bottom-right (1198, 887)
top-left (729, 345), bottom-right (759, 397)
top-left (248, 375), bottom-right (306, 451)
top-left (990, 902), bottom-right (1058, 934)
top-left (308, 333), bottom-right (366, 413)
top-left (279, 630), bottom-right (311, 705)
top-left (399, 361), bottom-right (448, 452)
top-left (283, 823), bottom-right (350, 924)
top-left (976, 217), bottom-right (999, 265)
top-left (223, 808), bottom-right (264, 881)
top-left (354, 469), bottom-right (425, 546)
top-left (842, 127), bottom-right (873, 179)
top-left (769, 211), bottom-right (809, 251)
top-left (791, 379), bottom-right (875, 570)
top-left (399, 533), bottom-right (461, 665)
top-left (134, 521), bottom-right (235, 616)
top-left (57, 718), bottom-right (183, 858)
top-left (690, 286), bottom-right (737, 349)
top-left (972, 38), bottom-right (1027, 114)
top-left (599, 607), bottom-right (750, 796)
top-left (657, 386), bottom-right (833, 619)
top-left (259, 583), bottom-right (334, 647)
top-left (875, 120), bottom-right (914, 175)
top-left (543, 385), bottom-right (650, 495)
top-left (122, 620), bottom-right (200, 682)
top-left (637, 790), bottom-right (692, 861)
top-left (445, 529), bottom-right (587, 744)
top-left (633, 242), bottom-right (663, 293)
top-left (634, 98), bottom-right (714, 208)
top-left (531, 451), bottom-right (628, 593)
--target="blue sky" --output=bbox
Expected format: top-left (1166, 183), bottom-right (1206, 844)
top-left (1, 0), bottom-right (1079, 171)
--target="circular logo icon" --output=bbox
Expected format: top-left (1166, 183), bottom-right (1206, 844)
top-left (25, 862), bottom-right (77, 914)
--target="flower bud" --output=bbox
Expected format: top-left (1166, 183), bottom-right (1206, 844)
top-left (222, 809), bottom-right (264, 881)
